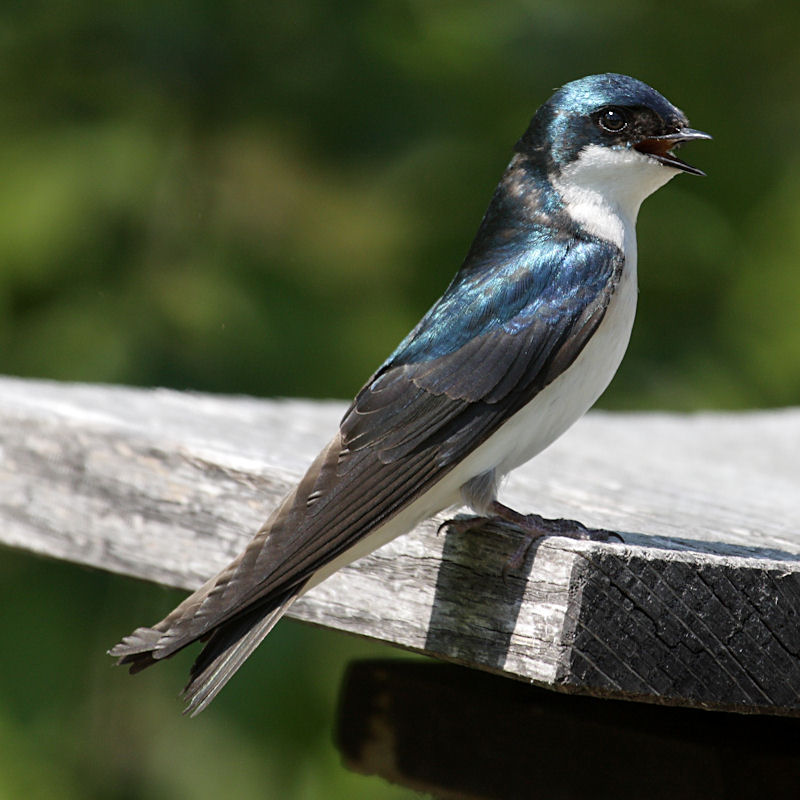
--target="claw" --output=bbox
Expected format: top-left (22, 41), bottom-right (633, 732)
top-left (436, 515), bottom-right (493, 537)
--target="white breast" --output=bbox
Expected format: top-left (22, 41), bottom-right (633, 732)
top-left (433, 144), bottom-right (679, 493)
top-left (449, 248), bottom-right (637, 487)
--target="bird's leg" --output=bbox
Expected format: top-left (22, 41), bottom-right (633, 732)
top-left (438, 500), bottom-right (622, 573)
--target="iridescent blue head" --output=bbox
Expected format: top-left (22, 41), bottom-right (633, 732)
top-left (516, 73), bottom-right (710, 177)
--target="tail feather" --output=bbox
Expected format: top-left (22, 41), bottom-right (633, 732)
top-left (109, 589), bottom-right (300, 714)
top-left (182, 591), bottom-right (299, 716)
top-left (108, 627), bottom-right (164, 673)
top-left (109, 428), bottom-right (397, 711)
top-left (109, 624), bottom-right (200, 673)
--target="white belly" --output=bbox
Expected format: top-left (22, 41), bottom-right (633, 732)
top-left (455, 249), bottom-right (638, 482)
top-left (304, 245), bottom-right (638, 592)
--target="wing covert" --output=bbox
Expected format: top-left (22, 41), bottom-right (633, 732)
top-left (145, 233), bottom-right (623, 650)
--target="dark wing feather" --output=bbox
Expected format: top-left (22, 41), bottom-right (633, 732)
top-left (111, 233), bottom-right (622, 709)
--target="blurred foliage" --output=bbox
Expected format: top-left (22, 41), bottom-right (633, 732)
top-left (2, 0), bottom-right (799, 797)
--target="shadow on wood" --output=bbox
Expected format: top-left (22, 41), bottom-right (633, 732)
top-left (336, 660), bottom-right (800, 800)
top-left (424, 518), bottom-right (539, 670)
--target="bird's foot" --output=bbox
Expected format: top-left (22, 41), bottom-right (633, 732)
top-left (500, 510), bottom-right (623, 573)
top-left (437, 500), bottom-right (622, 574)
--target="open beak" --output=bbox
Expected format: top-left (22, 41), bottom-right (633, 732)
top-left (634, 128), bottom-right (712, 176)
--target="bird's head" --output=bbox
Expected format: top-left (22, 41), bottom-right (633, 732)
top-left (516, 73), bottom-right (710, 219)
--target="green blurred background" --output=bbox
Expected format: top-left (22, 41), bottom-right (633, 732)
top-left (2, 1), bottom-right (799, 797)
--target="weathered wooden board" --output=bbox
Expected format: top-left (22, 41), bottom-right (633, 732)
top-left (2, 375), bottom-right (799, 714)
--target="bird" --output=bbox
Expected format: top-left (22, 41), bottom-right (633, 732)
top-left (110, 73), bottom-right (710, 714)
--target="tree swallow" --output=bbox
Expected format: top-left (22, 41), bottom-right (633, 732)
top-left (111, 73), bottom-right (709, 714)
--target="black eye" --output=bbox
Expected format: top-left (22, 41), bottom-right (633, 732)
top-left (598, 107), bottom-right (628, 133)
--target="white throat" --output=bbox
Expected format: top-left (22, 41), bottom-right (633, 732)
top-left (552, 143), bottom-right (677, 249)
